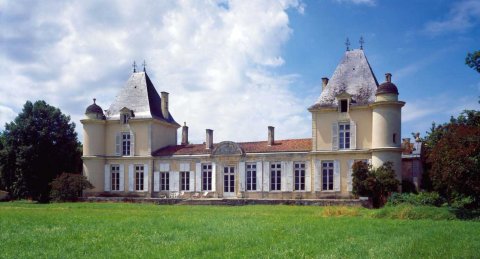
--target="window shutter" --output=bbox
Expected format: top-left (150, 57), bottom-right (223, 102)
top-left (347, 160), bottom-right (353, 192)
top-left (130, 132), bottom-right (135, 156)
top-left (333, 160), bottom-right (340, 191)
top-left (189, 171), bottom-right (194, 192)
top-left (314, 160), bottom-right (321, 192)
top-left (115, 133), bottom-right (121, 155)
top-left (285, 161), bottom-right (293, 192)
top-left (256, 161), bottom-right (263, 191)
top-left (211, 162), bottom-right (216, 192)
top-left (153, 171), bottom-right (160, 192)
top-left (263, 161), bottom-right (270, 191)
top-left (332, 123), bottom-right (338, 151)
top-left (350, 121), bottom-right (356, 150)
top-left (195, 163), bottom-right (202, 192)
top-left (143, 164), bottom-right (149, 192)
top-left (281, 162), bottom-right (286, 191)
top-left (119, 164), bottom-right (125, 191)
top-left (104, 164), bottom-right (110, 191)
top-left (239, 162), bottom-right (245, 192)
top-left (128, 165), bottom-right (134, 191)
top-left (305, 161), bottom-right (311, 192)
top-left (171, 171), bottom-right (179, 191)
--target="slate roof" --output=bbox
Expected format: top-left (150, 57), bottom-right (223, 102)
top-left (85, 101), bottom-right (104, 115)
top-left (106, 72), bottom-right (178, 125)
top-left (153, 138), bottom-right (312, 156)
top-left (376, 81), bottom-right (399, 95)
top-left (310, 49), bottom-right (379, 109)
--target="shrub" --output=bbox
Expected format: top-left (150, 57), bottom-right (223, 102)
top-left (387, 192), bottom-right (444, 207)
top-left (371, 204), bottom-right (456, 220)
top-left (50, 173), bottom-right (94, 202)
top-left (401, 179), bottom-right (417, 194)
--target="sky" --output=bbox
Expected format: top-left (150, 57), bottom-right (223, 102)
top-left (0, 0), bottom-right (479, 144)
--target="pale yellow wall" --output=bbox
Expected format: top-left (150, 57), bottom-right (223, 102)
top-left (105, 120), bottom-right (150, 156)
top-left (83, 158), bottom-right (105, 193)
top-left (151, 122), bottom-right (177, 152)
top-left (372, 150), bottom-right (402, 180)
top-left (372, 104), bottom-right (402, 149)
top-left (82, 120), bottom-right (105, 156)
top-left (313, 106), bottom-right (372, 151)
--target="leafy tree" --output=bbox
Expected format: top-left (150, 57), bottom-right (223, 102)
top-left (50, 173), bottom-right (93, 202)
top-left (0, 101), bottom-right (82, 202)
top-left (352, 161), bottom-right (400, 208)
top-left (465, 50), bottom-right (480, 73)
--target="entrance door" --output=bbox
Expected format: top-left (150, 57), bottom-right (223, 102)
top-left (223, 166), bottom-right (235, 197)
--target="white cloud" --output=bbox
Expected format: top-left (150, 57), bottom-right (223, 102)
top-left (334, 0), bottom-right (375, 6)
top-left (424, 0), bottom-right (480, 35)
top-left (0, 106), bottom-right (16, 128)
top-left (0, 0), bottom-right (310, 144)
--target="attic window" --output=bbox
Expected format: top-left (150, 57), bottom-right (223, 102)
top-left (340, 99), bottom-right (348, 113)
top-left (122, 114), bottom-right (129, 124)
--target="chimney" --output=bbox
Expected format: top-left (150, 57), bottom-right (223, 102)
top-left (206, 129), bottom-right (213, 149)
top-left (321, 77), bottom-right (329, 91)
top-left (161, 92), bottom-right (169, 119)
top-left (181, 122), bottom-right (189, 145)
top-left (385, 73), bottom-right (392, 83)
top-left (268, 126), bottom-right (275, 146)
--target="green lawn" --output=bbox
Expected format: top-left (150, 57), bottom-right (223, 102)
top-left (0, 202), bottom-right (479, 258)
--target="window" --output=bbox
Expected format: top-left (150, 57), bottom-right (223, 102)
top-left (122, 132), bottom-right (131, 156)
top-left (111, 165), bottom-right (120, 191)
top-left (270, 162), bottom-right (281, 191)
top-left (122, 114), bottom-right (129, 124)
top-left (339, 123), bottom-right (350, 149)
top-left (202, 164), bottom-right (212, 191)
top-left (135, 165), bottom-right (144, 191)
top-left (322, 161), bottom-right (334, 191)
top-left (223, 166), bottom-right (234, 193)
top-left (160, 172), bottom-right (169, 191)
top-left (340, 99), bottom-right (348, 113)
top-left (181, 171), bottom-right (190, 191)
top-left (246, 163), bottom-right (257, 191)
top-left (294, 162), bottom-right (306, 191)
top-left (393, 133), bottom-right (397, 144)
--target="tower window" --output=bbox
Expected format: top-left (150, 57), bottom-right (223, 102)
top-left (393, 133), bottom-right (397, 144)
top-left (340, 99), bottom-right (348, 113)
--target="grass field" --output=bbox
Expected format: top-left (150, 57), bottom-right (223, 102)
top-left (1, 202), bottom-right (479, 258)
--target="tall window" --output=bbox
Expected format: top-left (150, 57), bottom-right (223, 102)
top-left (246, 163), bottom-right (257, 191)
top-left (160, 172), bottom-right (169, 191)
top-left (202, 164), bottom-right (212, 191)
top-left (270, 162), bottom-right (281, 191)
top-left (181, 171), bottom-right (190, 191)
top-left (294, 162), bottom-right (306, 191)
top-left (339, 123), bottom-right (350, 149)
top-left (135, 165), bottom-right (144, 191)
top-left (322, 161), bottom-right (334, 191)
top-left (340, 99), bottom-right (348, 113)
top-left (111, 165), bottom-right (120, 191)
top-left (122, 132), bottom-right (131, 156)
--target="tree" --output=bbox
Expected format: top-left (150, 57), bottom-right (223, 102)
top-left (50, 173), bottom-right (93, 202)
top-left (0, 101), bottom-right (82, 202)
top-left (352, 161), bottom-right (400, 208)
top-left (465, 50), bottom-right (480, 73)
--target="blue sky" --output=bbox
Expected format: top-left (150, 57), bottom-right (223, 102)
top-left (0, 0), bottom-right (479, 143)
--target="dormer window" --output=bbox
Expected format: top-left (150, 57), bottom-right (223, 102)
top-left (119, 107), bottom-right (134, 124)
top-left (340, 99), bottom-right (348, 113)
top-left (122, 114), bottom-right (129, 124)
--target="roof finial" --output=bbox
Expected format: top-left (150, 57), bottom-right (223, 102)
top-left (184, 121), bottom-right (186, 126)
top-left (93, 98), bottom-right (96, 104)
top-left (345, 37), bottom-right (351, 51)
top-left (142, 60), bottom-right (147, 72)
top-left (132, 61), bottom-right (137, 73)
top-left (359, 36), bottom-right (365, 50)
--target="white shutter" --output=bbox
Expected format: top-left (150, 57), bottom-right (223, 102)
top-left (239, 162), bottom-right (245, 192)
top-left (130, 132), bottom-right (135, 156)
top-left (333, 160), bottom-right (340, 191)
top-left (143, 164), bottom-right (149, 192)
top-left (104, 164), bottom-right (110, 191)
top-left (115, 133), bottom-right (121, 155)
top-left (332, 123), bottom-right (338, 151)
top-left (281, 162), bottom-right (286, 191)
top-left (314, 160), bottom-right (321, 192)
top-left (171, 172), bottom-right (179, 191)
top-left (285, 161), bottom-right (293, 192)
top-left (195, 163), bottom-right (202, 192)
top-left (347, 160), bottom-right (353, 192)
top-left (263, 161), bottom-right (270, 191)
top-left (350, 121), bottom-right (356, 150)
top-left (211, 162), bottom-right (216, 192)
top-left (154, 171), bottom-right (160, 192)
top-left (119, 164), bottom-right (125, 191)
top-left (256, 161), bottom-right (262, 191)
top-left (128, 165), bottom-right (134, 191)
top-left (305, 161), bottom-right (311, 192)
top-left (189, 171), bottom-right (194, 192)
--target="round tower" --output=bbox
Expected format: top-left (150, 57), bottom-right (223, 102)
top-left (371, 73), bottom-right (405, 181)
top-left (82, 98), bottom-right (106, 156)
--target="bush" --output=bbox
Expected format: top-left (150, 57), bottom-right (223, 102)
top-left (370, 204), bottom-right (456, 220)
top-left (401, 180), bottom-right (417, 194)
top-left (50, 173), bottom-right (94, 202)
top-left (387, 192), bottom-right (444, 207)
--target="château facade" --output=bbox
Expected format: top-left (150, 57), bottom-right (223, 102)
top-left (81, 49), bottom-right (404, 199)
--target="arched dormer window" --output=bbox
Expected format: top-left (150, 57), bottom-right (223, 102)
top-left (335, 92), bottom-right (351, 113)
